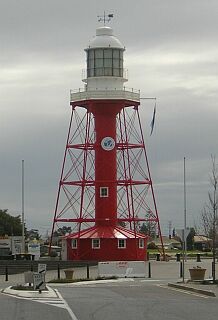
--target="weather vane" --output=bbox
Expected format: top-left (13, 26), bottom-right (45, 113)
top-left (97, 11), bottom-right (114, 25)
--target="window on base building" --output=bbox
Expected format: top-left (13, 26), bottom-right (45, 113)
top-left (118, 239), bottom-right (126, 248)
top-left (92, 238), bottom-right (100, 249)
top-left (100, 187), bottom-right (109, 197)
top-left (139, 239), bottom-right (144, 248)
top-left (71, 239), bottom-right (77, 249)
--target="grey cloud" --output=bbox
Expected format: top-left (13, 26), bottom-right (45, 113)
top-left (1, 0), bottom-right (218, 234)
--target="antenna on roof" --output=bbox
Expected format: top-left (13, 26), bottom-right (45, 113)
top-left (98, 11), bottom-right (114, 25)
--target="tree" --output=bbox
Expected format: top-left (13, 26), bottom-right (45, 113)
top-left (52, 226), bottom-right (72, 246)
top-left (139, 222), bottom-right (156, 238)
top-left (201, 155), bottom-right (218, 283)
top-left (201, 206), bottom-right (214, 239)
top-left (201, 156), bottom-right (218, 239)
top-left (0, 209), bottom-right (24, 236)
top-left (26, 229), bottom-right (40, 240)
top-left (186, 227), bottom-right (195, 250)
top-left (53, 226), bottom-right (72, 237)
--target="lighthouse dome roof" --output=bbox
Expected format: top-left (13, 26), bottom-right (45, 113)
top-left (86, 26), bottom-right (124, 50)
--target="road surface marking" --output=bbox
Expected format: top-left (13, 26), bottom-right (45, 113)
top-left (157, 284), bottom-right (209, 299)
top-left (140, 279), bottom-right (166, 282)
top-left (1, 290), bottom-right (80, 319)
top-left (31, 298), bottom-right (66, 308)
top-left (55, 289), bottom-right (79, 320)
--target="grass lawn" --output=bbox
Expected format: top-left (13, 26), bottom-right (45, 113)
top-left (147, 249), bottom-right (213, 257)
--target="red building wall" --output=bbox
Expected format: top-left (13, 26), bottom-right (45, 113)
top-left (67, 238), bottom-right (147, 261)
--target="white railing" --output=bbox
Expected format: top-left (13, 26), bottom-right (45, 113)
top-left (70, 87), bottom-right (140, 102)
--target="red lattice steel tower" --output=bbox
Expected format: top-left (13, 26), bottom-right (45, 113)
top-left (50, 25), bottom-right (164, 261)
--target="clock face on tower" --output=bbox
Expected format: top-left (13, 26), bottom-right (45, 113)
top-left (101, 137), bottom-right (115, 151)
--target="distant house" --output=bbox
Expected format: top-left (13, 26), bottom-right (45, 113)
top-left (148, 236), bottom-right (182, 250)
top-left (193, 235), bottom-right (212, 251)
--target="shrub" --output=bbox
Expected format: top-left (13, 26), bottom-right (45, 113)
top-left (147, 242), bottom-right (157, 249)
top-left (50, 250), bottom-right (57, 257)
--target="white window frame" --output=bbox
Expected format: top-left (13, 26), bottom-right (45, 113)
top-left (92, 238), bottom-right (100, 249)
top-left (118, 239), bottom-right (126, 249)
top-left (100, 187), bottom-right (109, 198)
top-left (71, 239), bottom-right (77, 249)
top-left (139, 238), bottom-right (144, 249)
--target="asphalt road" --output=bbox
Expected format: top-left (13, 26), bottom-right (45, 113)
top-left (57, 280), bottom-right (218, 320)
top-left (0, 291), bottom-right (71, 320)
top-left (1, 280), bottom-right (217, 320)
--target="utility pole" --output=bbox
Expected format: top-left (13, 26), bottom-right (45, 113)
top-left (21, 160), bottom-right (25, 253)
top-left (168, 220), bottom-right (172, 239)
top-left (184, 157), bottom-right (187, 261)
top-left (182, 229), bottom-right (185, 283)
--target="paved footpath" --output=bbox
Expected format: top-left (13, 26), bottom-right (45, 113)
top-left (148, 259), bottom-right (218, 297)
top-left (0, 265), bottom-right (98, 287)
top-left (0, 259), bottom-right (217, 297)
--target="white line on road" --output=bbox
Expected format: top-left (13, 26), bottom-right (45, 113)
top-left (55, 289), bottom-right (79, 320)
top-left (1, 289), bottom-right (80, 318)
top-left (140, 279), bottom-right (167, 282)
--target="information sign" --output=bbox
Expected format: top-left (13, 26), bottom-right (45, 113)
top-left (33, 273), bottom-right (46, 291)
top-left (38, 263), bottom-right (47, 274)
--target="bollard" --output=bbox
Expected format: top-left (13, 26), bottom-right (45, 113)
top-left (156, 253), bottom-right (160, 261)
top-left (212, 261), bottom-right (215, 280)
top-left (148, 262), bottom-right (151, 278)
top-left (196, 253), bottom-right (201, 262)
top-left (180, 261), bottom-right (183, 278)
top-left (176, 253), bottom-right (181, 262)
top-left (57, 263), bottom-right (60, 279)
top-left (86, 264), bottom-right (90, 279)
top-left (5, 266), bottom-right (8, 281)
top-left (147, 252), bottom-right (150, 261)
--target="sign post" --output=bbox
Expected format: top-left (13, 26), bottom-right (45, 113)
top-left (176, 228), bottom-right (190, 282)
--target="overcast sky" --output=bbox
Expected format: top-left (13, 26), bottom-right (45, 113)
top-left (0, 0), bottom-right (218, 236)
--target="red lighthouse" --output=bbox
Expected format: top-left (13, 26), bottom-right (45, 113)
top-left (51, 24), bottom-right (163, 261)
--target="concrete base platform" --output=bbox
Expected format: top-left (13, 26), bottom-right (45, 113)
top-left (168, 282), bottom-right (216, 297)
top-left (2, 285), bottom-right (58, 298)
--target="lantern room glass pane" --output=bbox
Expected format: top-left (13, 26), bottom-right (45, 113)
top-left (89, 69), bottom-right (94, 77)
top-left (95, 58), bottom-right (103, 67)
top-left (104, 49), bottom-right (112, 58)
top-left (113, 59), bottom-right (119, 68)
top-left (113, 49), bottom-right (120, 58)
top-left (95, 68), bottom-right (104, 76)
top-left (104, 68), bottom-right (113, 76)
top-left (95, 49), bottom-right (103, 58)
top-left (89, 50), bottom-right (95, 59)
top-left (89, 59), bottom-right (95, 68)
top-left (87, 48), bottom-right (123, 78)
top-left (104, 58), bottom-right (112, 67)
top-left (113, 68), bottom-right (120, 77)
